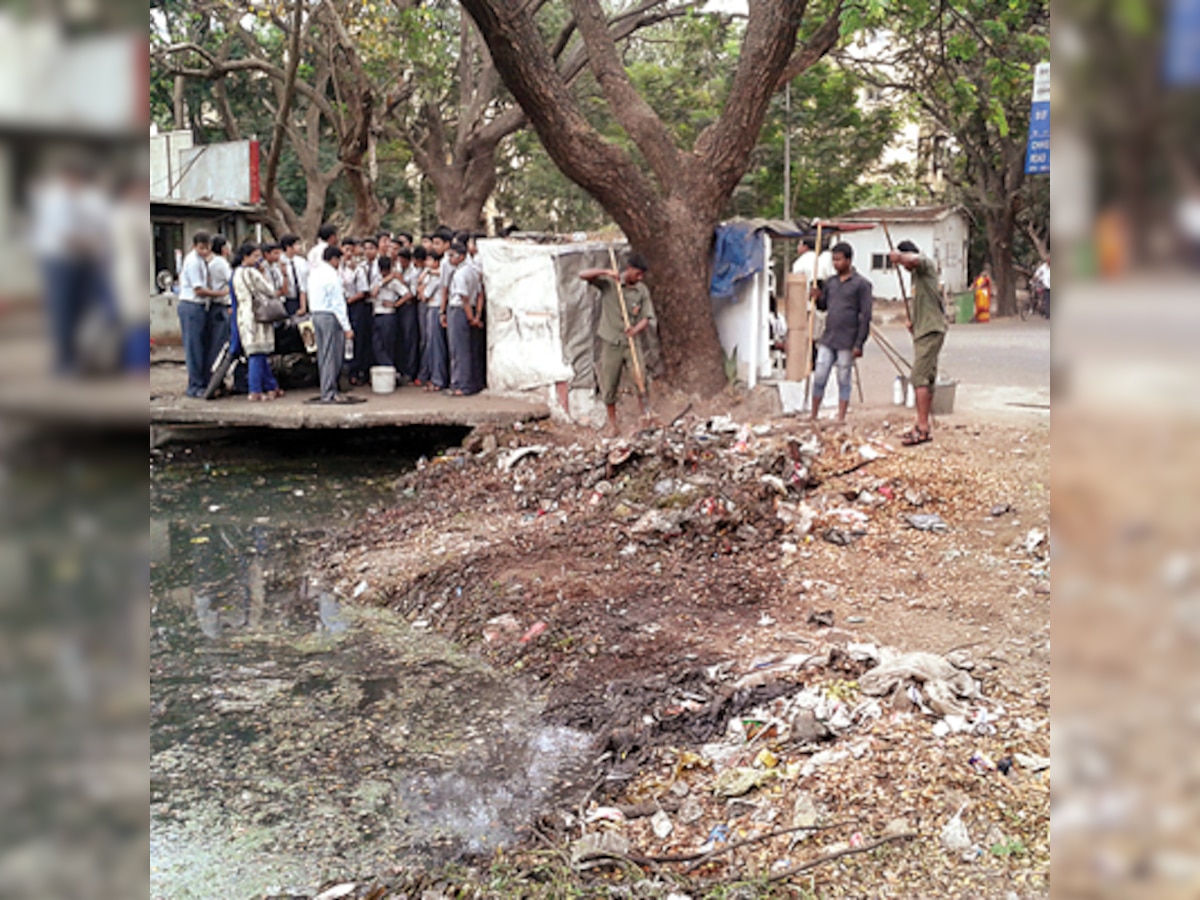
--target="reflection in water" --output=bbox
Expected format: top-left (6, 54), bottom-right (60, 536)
top-left (151, 451), bottom-right (590, 898)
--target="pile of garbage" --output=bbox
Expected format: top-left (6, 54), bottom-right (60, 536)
top-left (556, 639), bottom-right (1049, 890)
top-left (329, 412), bottom-right (1051, 895)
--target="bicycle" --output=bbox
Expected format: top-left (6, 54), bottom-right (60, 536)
top-left (1020, 283), bottom-right (1047, 320)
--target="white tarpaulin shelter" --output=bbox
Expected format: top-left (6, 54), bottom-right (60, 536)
top-left (479, 237), bottom-right (661, 424)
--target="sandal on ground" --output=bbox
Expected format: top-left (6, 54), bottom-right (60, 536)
top-left (270, 388), bottom-right (285, 399)
top-left (248, 392), bottom-right (266, 402)
top-left (901, 427), bottom-right (932, 446)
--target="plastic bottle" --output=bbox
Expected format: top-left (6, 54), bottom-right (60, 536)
top-left (344, 335), bottom-right (354, 361)
top-left (892, 375), bottom-right (906, 405)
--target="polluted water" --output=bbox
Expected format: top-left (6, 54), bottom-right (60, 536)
top-left (151, 432), bottom-right (592, 898)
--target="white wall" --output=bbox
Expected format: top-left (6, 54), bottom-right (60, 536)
top-left (177, 141), bottom-right (259, 206)
top-left (932, 215), bottom-right (969, 293)
top-left (841, 215), bottom-right (969, 300)
top-left (150, 131), bottom-right (195, 200)
top-left (710, 232), bottom-right (772, 388)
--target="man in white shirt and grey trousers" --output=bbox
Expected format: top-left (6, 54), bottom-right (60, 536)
top-left (176, 231), bottom-right (227, 397)
top-left (306, 245), bottom-right (363, 404)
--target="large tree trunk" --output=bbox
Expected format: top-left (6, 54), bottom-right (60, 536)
top-left (986, 151), bottom-right (1024, 318)
top-left (984, 204), bottom-right (1018, 318)
top-left (635, 209), bottom-right (726, 396)
top-left (610, 181), bottom-right (727, 396)
top-left (344, 163), bottom-right (385, 237)
top-left (429, 144), bottom-right (498, 231)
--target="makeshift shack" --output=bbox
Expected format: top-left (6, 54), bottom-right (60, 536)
top-left (478, 237), bottom-right (662, 425)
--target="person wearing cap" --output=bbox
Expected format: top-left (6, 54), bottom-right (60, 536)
top-left (889, 239), bottom-right (947, 445)
top-left (580, 253), bottom-right (656, 437)
top-left (809, 241), bottom-right (872, 423)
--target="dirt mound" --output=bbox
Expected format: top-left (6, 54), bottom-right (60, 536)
top-left (320, 408), bottom-right (1050, 896)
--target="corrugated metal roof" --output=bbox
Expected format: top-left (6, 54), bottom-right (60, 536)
top-left (838, 205), bottom-right (964, 223)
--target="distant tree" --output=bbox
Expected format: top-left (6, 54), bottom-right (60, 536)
top-left (840, 0), bottom-right (1049, 316)
top-left (736, 62), bottom-right (902, 220)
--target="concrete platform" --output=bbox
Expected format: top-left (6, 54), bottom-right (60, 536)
top-left (149, 357), bottom-right (550, 431)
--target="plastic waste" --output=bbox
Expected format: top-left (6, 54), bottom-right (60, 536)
top-left (940, 804), bottom-right (971, 852)
top-left (906, 513), bottom-right (948, 532)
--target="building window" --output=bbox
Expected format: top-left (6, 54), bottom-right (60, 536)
top-left (872, 253), bottom-right (894, 271)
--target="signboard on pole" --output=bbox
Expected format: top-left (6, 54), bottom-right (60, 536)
top-left (1165, 0), bottom-right (1200, 85)
top-left (1024, 62), bottom-right (1049, 176)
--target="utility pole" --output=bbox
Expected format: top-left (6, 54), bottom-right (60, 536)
top-left (783, 82), bottom-right (792, 273)
top-left (783, 82), bottom-right (791, 223)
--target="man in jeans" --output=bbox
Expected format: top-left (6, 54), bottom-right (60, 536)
top-left (177, 231), bottom-right (226, 397)
top-left (809, 242), bottom-right (872, 422)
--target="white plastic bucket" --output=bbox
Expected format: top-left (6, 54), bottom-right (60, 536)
top-left (931, 378), bottom-right (957, 415)
top-left (370, 366), bottom-right (396, 394)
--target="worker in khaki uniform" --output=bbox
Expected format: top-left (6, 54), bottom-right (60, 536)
top-left (890, 239), bottom-right (947, 445)
top-left (580, 253), bottom-right (656, 437)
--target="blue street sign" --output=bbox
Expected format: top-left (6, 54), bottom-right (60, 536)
top-left (1024, 62), bottom-right (1049, 176)
top-left (1165, 0), bottom-right (1200, 85)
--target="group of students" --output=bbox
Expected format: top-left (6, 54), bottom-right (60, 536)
top-left (176, 223), bottom-right (487, 404)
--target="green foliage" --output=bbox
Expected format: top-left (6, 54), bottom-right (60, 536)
top-left (624, 13), bottom-right (736, 148)
top-left (732, 62), bottom-right (903, 220)
top-left (494, 129), bottom-right (608, 232)
top-left (990, 837), bottom-right (1028, 858)
top-left (723, 346), bottom-right (740, 387)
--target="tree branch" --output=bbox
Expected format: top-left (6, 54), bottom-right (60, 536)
top-left (774, 1), bottom-right (844, 89)
top-left (568, 0), bottom-right (680, 185)
top-left (263, 0), bottom-right (304, 220)
top-left (458, 0), bottom-right (657, 223)
top-left (765, 832), bottom-right (918, 883)
top-left (697, 0), bottom-right (809, 198)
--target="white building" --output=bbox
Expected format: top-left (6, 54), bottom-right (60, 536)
top-left (834, 205), bottom-right (970, 300)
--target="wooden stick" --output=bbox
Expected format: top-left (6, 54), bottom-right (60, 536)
top-left (870, 323), bottom-right (912, 371)
top-left (608, 246), bottom-right (646, 396)
top-left (802, 222), bottom-right (822, 404)
top-left (853, 359), bottom-right (864, 403)
top-left (880, 221), bottom-right (912, 324)
top-left (766, 832), bottom-right (919, 883)
top-left (873, 337), bottom-right (909, 378)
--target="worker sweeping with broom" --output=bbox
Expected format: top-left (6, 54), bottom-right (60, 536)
top-left (580, 251), bottom-right (656, 437)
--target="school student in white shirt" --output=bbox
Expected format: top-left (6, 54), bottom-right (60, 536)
top-left (307, 223), bottom-right (339, 271)
top-left (393, 247), bottom-right (420, 382)
top-left (341, 239), bottom-right (373, 385)
top-left (177, 231), bottom-right (227, 397)
top-left (370, 255), bottom-right (404, 370)
top-left (280, 234), bottom-right (309, 317)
